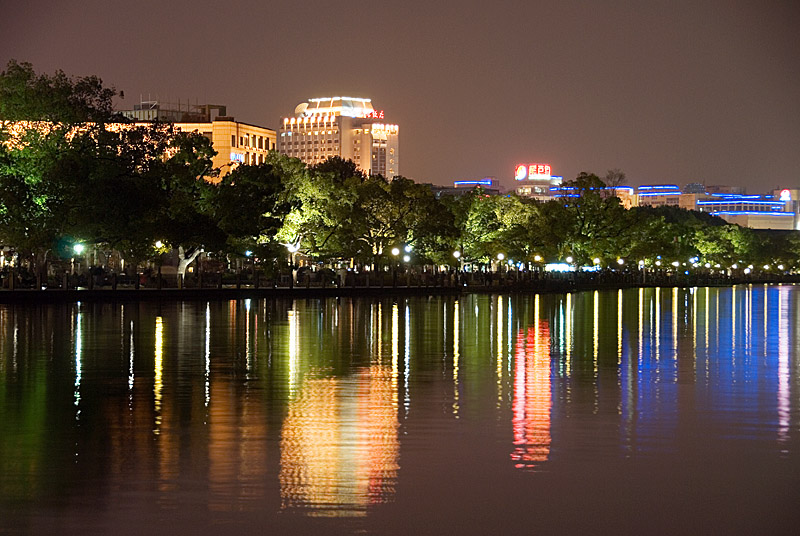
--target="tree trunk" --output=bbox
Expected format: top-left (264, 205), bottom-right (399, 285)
top-left (177, 246), bottom-right (202, 278)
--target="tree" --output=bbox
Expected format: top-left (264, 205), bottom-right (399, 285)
top-left (558, 172), bottom-right (631, 265)
top-left (0, 59), bottom-right (118, 124)
top-left (213, 160), bottom-right (292, 258)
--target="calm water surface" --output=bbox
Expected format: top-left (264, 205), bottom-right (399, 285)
top-left (1, 286), bottom-right (799, 534)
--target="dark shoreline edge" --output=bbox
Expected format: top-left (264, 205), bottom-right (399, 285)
top-left (0, 278), bottom-right (796, 304)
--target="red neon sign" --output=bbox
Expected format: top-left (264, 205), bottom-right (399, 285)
top-left (515, 163), bottom-right (552, 180)
top-left (365, 110), bottom-right (385, 119)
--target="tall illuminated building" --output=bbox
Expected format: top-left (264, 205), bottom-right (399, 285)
top-left (278, 97), bottom-right (399, 177)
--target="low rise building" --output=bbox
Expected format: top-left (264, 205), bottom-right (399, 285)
top-left (120, 100), bottom-right (276, 180)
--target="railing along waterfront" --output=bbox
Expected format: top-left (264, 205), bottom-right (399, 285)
top-left (1, 268), bottom-right (797, 302)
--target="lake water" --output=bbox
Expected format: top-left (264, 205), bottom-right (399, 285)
top-left (1, 286), bottom-right (799, 535)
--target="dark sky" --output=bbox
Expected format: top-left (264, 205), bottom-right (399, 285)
top-left (2, 0), bottom-right (799, 191)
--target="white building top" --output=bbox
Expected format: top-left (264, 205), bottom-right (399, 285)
top-left (294, 97), bottom-right (375, 118)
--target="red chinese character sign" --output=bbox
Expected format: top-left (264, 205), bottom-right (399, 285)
top-left (515, 163), bottom-right (552, 181)
top-left (365, 110), bottom-right (385, 119)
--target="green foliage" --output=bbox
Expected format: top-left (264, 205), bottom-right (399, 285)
top-left (0, 59), bottom-right (118, 123)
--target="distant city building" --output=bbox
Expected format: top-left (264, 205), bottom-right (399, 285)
top-left (634, 184), bottom-right (798, 230)
top-left (513, 163), bottom-right (563, 200)
top-left (278, 97), bottom-right (399, 177)
top-left (119, 100), bottom-right (276, 180)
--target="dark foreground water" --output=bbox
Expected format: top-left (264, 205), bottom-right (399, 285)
top-left (1, 286), bottom-right (799, 535)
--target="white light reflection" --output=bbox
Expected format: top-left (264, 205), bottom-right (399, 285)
top-left (655, 288), bottom-right (661, 361)
top-left (453, 299), bottom-right (460, 418)
top-left (617, 289), bottom-right (623, 364)
top-left (778, 287), bottom-right (789, 449)
top-left (404, 303), bottom-right (410, 415)
top-left (74, 305), bottom-right (83, 418)
top-left (593, 290), bottom-right (599, 373)
top-left (672, 287), bottom-right (678, 353)
top-left (288, 303), bottom-right (299, 398)
top-left (205, 303), bottom-right (211, 407)
top-left (497, 295), bottom-right (504, 404)
top-left (154, 316), bottom-right (164, 434)
top-left (245, 298), bottom-right (252, 377)
top-left (128, 321), bottom-right (135, 391)
top-left (565, 293), bottom-right (572, 376)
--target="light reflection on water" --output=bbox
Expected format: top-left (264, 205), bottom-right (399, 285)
top-left (0, 286), bottom-right (798, 534)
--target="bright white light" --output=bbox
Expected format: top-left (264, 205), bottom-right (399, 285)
top-left (638, 260), bottom-right (645, 266)
top-left (453, 251), bottom-right (461, 259)
top-left (497, 253), bottom-right (505, 261)
top-left (593, 258), bottom-right (601, 265)
top-left (154, 240), bottom-right (163, 248)
top-left (73, 244), bottom-right (85, 255)
top-left (617, 258), bottom-right (624, 265)
top-left (704, 263), bottom-right (711, 268)
top-left (778, 264), bottom-right (784, 270)
top-left (245, 250), bottom-right (253, 257)
top-left (744, 268), bottom-right (751, 274)
top-left (764, 264), bottom-right (770, 270)
top-left (672, 261), bottom-right (680, 267)
top-left (391, 247), bottom-right (400, 256)
top-left (545, 263), bottom-right (575, 272)
top-left (286, 243), bottom-right (299, 253)
top-left (533, 255), bottom-right (542, 262)
top-left (566, 256), bottom-right (574, 264)
top-left (731, 263), bottom-right (738, 269)
top-left (655, 260), bottom-right (662, 266)
top-left (404, 245), bottom-right (412, 253)
top-left (403, 255), bottom-right (410, 262)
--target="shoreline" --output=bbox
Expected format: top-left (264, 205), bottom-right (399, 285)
top-left (0, 276), bottom-right (796, 304)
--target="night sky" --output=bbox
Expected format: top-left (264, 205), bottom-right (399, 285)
top-left (2, 0), bottom-right (798, 191)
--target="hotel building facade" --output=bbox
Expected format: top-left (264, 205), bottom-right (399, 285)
top-left (277, 97), bottom-right (399, 178)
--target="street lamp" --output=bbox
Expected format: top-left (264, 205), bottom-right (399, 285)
top-left (453, 250), bottom-right (461, 259)
top-left (154, 240), bottom-right (163, 249)
top-left (593, 257), bottom-right (601, 265)
top-left (73, 244), bottom-right (85, 255)
top-left (617, 258), bottom-right (624, 265)
top-left (565, 256), bottom-right (573, 264)
top-left (403, 255), bottom-right (410, 263)
top-left (533, 254), bottom-right (542, 262)
top-left (391, 247), bottom-right (400, 257)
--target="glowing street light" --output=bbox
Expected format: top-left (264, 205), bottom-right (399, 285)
top-left (404, 245), bottom-right (412, 253)
top-left (566, 256), bottom-right (574, 264)
top-left (593, 257), bottom-right (601, 265)
top-left (672, 261), bottom-right (680, 267)
top-left (453, 250), bottom-right (461, 259)
top-left (155, 240), bottom-right (163, 249)
top-left (533, 254), bottom-right (542, 262)
top-left (403, 255), bottom-right (410, 262)
top-left (617, 258), bottom-right (624, 265)
top-left (497, 253), bottom-right (505, 261)
top-left (73, 244), bottom-right (85, 255)
top-left (391, 247), bottom-right (400, 256)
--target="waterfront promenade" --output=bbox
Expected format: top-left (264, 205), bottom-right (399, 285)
top-left (1, 270), bottom-right (796, 303)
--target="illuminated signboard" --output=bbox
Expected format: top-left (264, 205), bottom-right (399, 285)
top-left (515, 163), bottom-right (552, 181)
top-left (365, 110), bottom-right (385, 119)
top-left (780, 189), bottom-right (792, 202)
top-left (230, 152), bottom-right (245, 163)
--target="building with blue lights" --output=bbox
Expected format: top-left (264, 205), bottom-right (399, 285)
top-left (635, 185), bottom-right (799, 230)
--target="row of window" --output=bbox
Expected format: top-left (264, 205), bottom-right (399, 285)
top-left (231, 133), bottom-right (272, 150)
